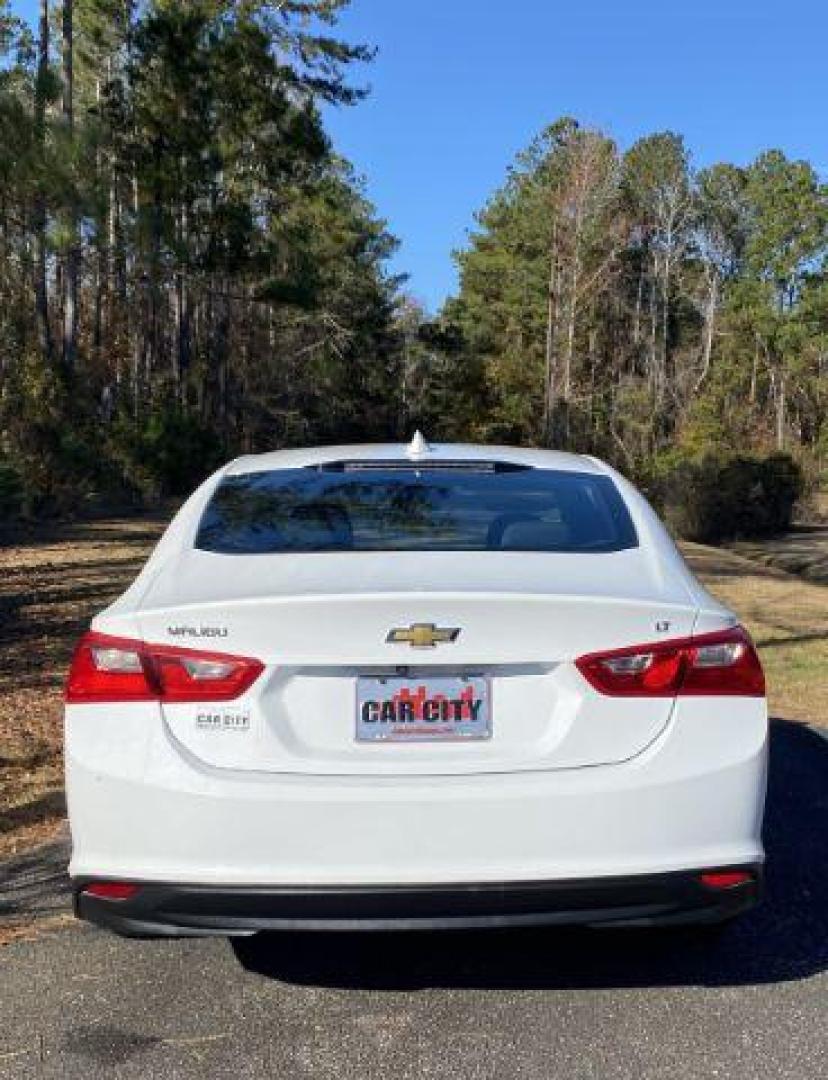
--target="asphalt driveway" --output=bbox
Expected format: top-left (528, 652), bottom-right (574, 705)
top-left (1, 720), bottom-right (826, 1079)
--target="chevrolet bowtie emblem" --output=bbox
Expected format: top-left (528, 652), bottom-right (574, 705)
top-left (386, 623), bottom-right (461, 648)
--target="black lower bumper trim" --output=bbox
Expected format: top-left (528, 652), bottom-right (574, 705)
top-left (73, 868), bottom-right (762, 937)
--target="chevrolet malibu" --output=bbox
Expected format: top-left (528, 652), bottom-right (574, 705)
top-left (65, 437), bottom-right (768, 936)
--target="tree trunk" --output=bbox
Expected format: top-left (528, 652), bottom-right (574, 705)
top-left (34, 0), bottom-right (53, 365)
top-left (661, 266), bottom-right (670, 399)
top-left (93, 115), bottom-right (109, 366)
top-left (174, 189), bottom-right (191, 405)
top-left (148, 142), bottom-right (164, 384)
top-left (694, 272), bottom-right (718, 392)
top-left (61, 0), bottom-right (79, 372)
top-left (588, 325), bottom-right (597, 435)
top-left (776, 370), bottom-right (786, 450)
top-left (750, 338), bottom-right (759, 404)
top-left (543, 223), bottom-right (559, 445)
top-left (648, 261), bottom-right (658, 399)
top-left (563, 257), bottom-right (581, 406)
top-left (130, 173), bottom-right (142, 418)
top-left (126, 0), bottom-right (141, 416)
top-left (633, 268), bottom-right (643, 346)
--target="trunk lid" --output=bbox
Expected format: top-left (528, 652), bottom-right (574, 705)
top-left (128, 550), bottom-right (696, 776)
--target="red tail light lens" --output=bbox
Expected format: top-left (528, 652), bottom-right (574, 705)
top-left (699, 870), bottom-right (754, 890)
top-left (576, 626), bottom-right (765, 698)
top-left (83, 882), bottom-right (140, 901)
top-left (66, 632), bottom-right (264, 704)
top-left (66, 638), bottom-right (156, 702)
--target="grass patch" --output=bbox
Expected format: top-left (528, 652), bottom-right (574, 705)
top-left (683, 542), bottom-right (828, 725)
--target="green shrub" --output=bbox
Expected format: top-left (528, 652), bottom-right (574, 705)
top-left (0, 354), bottom-right (128, 517)
top-left (0, 458), bottom-right (23, 519)
top-left (109, 410), bottom-right (225, 501)
top-left (1, 355), bottom-right (225, 519)
top-left (648, 452), bottom-right (804, 543)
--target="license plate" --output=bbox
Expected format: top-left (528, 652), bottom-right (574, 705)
top-left (356, 675), bottom-right (491, 743)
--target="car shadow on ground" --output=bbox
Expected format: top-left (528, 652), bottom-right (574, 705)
top-left (232, 720), bottom-right (828, 991)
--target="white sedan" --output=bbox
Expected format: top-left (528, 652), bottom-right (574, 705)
top-left (64, 437), bottom-right (768, 935)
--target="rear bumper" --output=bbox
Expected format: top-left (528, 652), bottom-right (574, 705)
top-left (73, 868), bottom-right (762, 937)
top-left (66, 698), bottom-right (768, 901)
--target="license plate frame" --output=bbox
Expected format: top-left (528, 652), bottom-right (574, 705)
top-left (355, 674), bottom-right (491, 744)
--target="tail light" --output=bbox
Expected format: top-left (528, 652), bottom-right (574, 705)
top-left (66, 631), bottom-right (264, 704)
top-left (576, 626), bottom-right (765, 698)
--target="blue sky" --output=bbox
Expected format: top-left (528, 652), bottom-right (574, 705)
top-left (323, 0), bottom-right (828, 311)
top-left (14, 1), bottom-right (828, 311)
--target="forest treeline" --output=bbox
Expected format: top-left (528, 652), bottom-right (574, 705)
top-left (0, 2), bottom-right (823, 536)
top-left (402, 118), bottom-right (825, 536)
top-left (0, 0), bottom-right (404, 512)
top-left (412, 120), bottom-right (825, 480)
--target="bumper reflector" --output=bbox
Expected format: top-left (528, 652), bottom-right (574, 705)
top-left (83, 882), bottom-right (140, 901)
top-left (699, 870), bottom-right (754, 890)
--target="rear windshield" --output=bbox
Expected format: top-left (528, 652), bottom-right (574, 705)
top-left (195, 464), bottom-right (638, 555)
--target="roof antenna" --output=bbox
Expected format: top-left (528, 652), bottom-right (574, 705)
top-left (406, 430), bottom-right (431, 459)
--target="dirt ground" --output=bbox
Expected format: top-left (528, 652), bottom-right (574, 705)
top-left (0, 515), bottom-right (825, 863)
top-left (0, 517), bottom-right (168, 859)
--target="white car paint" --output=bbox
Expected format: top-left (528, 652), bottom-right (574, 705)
top-left (64, 442), bottom-right (768, 921)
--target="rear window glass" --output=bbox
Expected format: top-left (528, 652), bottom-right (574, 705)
top-left (195, 464), bottom-right (638, 555)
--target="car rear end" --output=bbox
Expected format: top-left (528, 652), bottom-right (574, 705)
top-left (65, 445), bottom-right (767, 935)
